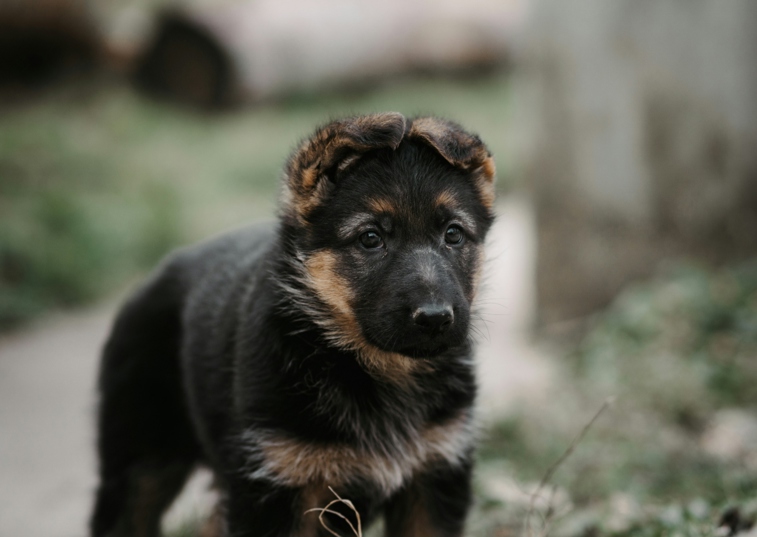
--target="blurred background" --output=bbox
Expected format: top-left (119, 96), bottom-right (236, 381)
top-left (1, 0), bottom-right (756, 536)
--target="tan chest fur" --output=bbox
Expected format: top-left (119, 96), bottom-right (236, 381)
top-left (242, 412), bottom-right (475, 496)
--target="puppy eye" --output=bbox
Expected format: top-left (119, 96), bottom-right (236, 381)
top-left (359, 231), bottom-right (384, 249)
top-left (445, 225), bottom-right (464, 245)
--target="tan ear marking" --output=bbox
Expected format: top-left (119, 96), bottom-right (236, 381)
top-left (481, 155), bottom-right (496, 183)
top-left (408, 117), bottom-right (496, 209)
top-left (476, 157), bottom-right (496, 209)
top-left (284, 113), bottom-right (407, 219)
top-left (300, 167), bottom-right (319, 192)
top-left (407, 117), bottom-right (492, 170)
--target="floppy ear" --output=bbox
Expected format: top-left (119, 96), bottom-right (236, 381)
top-left (283, 113), bottom-right (407, 218)
top-left (407, 116), bottom-right (496, 207)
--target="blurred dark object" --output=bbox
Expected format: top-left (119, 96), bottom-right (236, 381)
top-left (135, 12), bottom-right (234, 108)
top-left (520, 0), bottom-right (757, 324)
top-left (134, 0), bottom-right (523, 108)
top-left (719, 506), bottom-right (755, 536)
top-left (0, 0), bottom-right (101, 91)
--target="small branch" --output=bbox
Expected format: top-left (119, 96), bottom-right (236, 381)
top-left (305, 486), bottom-right (363, 537)
top-left (524, 396), bottom-right (615, 537)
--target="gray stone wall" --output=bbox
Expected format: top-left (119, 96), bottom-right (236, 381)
top-left (519, 0), bottom-right (757, 323)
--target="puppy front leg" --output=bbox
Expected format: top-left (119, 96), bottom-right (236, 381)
top-left (384, 460), bottom-right (473, 537)
top-left (224, 477), bottom-right (301, 537)
top-left (224, 478), bottom-right (335, 537)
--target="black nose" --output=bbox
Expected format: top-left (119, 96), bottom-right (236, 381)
top-left (413, 304), bottom-right (454, 333)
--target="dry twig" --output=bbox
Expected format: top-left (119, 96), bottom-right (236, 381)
top-left (523, 397), bottom-right (615, 537)
top-left (305, 486), bottom-right (363, 537)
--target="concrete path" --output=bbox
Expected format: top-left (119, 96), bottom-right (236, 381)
top-left (0, 307), bottom-right (110, 537)
top-left (0, 196), bottom-right (554, 537)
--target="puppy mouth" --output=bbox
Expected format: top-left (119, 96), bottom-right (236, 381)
top-left (383, 331), bottom-right (466, 358)
top-left (361, 328), bottom-right (454, 358)
top-left (360, 316), bottom-right (470, 359)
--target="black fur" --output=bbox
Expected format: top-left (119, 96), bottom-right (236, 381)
top-left (91, 114), bottom-right (495, 537)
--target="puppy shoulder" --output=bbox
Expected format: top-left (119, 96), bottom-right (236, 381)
top-left (171, 222), bottom-right (278, 277)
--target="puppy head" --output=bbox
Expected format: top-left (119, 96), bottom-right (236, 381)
top-left (279, 114), bottom-right (495, 374)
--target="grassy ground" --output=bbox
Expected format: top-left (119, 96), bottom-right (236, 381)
top-left (471, 262), bottom-right (757, 537)
top-left (0, 73), bottom-right (514, 328)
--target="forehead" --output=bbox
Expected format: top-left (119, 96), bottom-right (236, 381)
top-left (330, 142), bottom-right (485, 225)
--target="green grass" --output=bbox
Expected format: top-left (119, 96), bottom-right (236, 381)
top-left (472, 261), bottom-right (757, 537)
top-left (0, 73), bottom-right (513, 327)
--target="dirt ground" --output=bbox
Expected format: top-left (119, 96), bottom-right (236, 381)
top-left (0, 196), bottom-right (553, 537)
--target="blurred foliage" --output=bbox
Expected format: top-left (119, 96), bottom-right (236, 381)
top-left (575, 263), bottom-right (757, 413)
top-left (471, 261), bottom-right (757, 537)
top-left (602, 501), bottom-right (721, 537)
top-left (0, 73), bottom-right (513, 328)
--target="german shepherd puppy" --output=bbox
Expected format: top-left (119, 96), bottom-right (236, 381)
top-left (90, 113), bottom-right (496, 537)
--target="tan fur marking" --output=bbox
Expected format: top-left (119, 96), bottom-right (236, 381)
top-left (306, 250), bottom-right (355, 324)
top-left (393, 490), bottom-right (435, 537)
top-left (434, 190), bottom-right (459, 210)
top-left (469, 246), bottom-right (486, 303)
top-left (246, 413), bottom-right (475, 495)
top-left (368, 197), bottom-right (397, 215)
top-left (404, 507), bottom-right (434, 537)
top-left (476, 180), bottom-right (495, 210)
top-left (300, 485), bottom-right (334, 537)
top-left (300, 166), bottom-right (319, 192)
top-left (284, 113), bottom-right (406, 221)
top-left (475, 156), bottom-right (496, 209)
top-left (481, 155), bottom-right (496, 182)
top-left (409, 117), bottom-right (496, 210)
top-left (337, 153), bottom-right (362, 172)
top-left (294, 177), bottom-right (334, 225)
top-left (304, 250), bottom-right (423, 382)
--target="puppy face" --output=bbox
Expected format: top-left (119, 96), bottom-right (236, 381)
top-left (280, 114), bottom-right (495, 367)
